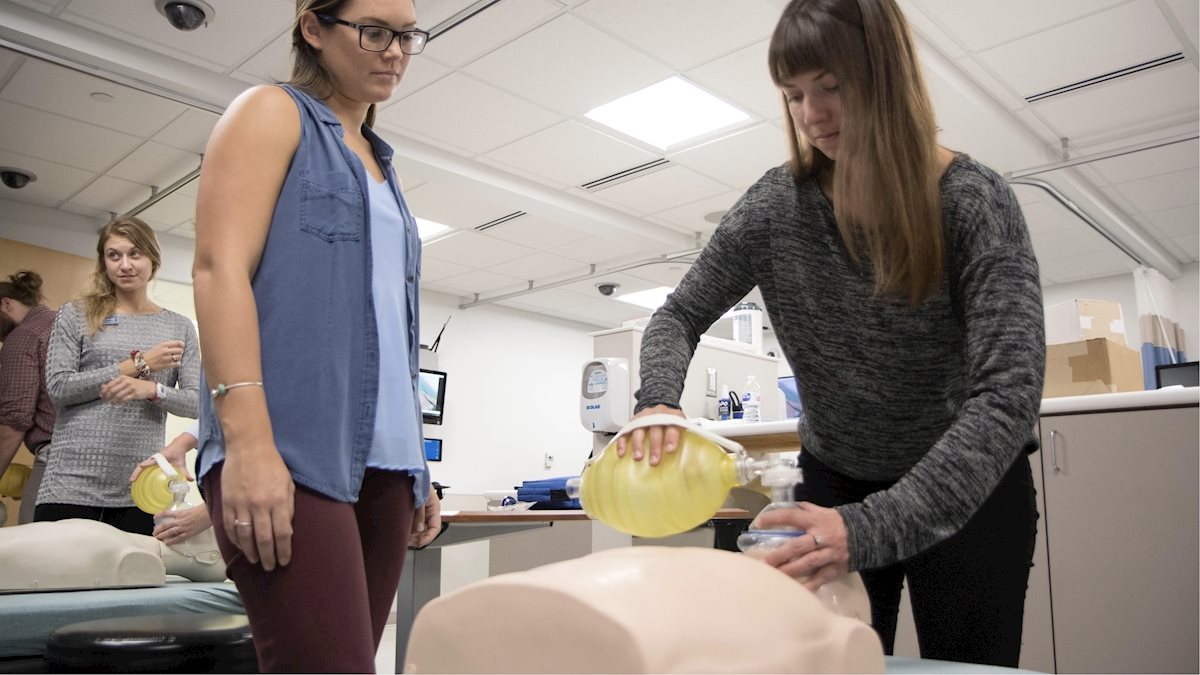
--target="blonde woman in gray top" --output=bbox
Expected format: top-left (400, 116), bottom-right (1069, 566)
top-left (37, 217), bottom-right (199, 535)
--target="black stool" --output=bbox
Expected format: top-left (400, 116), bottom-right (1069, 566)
top-left (45, 613), bottom-right (257, 673)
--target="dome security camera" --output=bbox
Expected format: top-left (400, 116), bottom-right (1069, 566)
top-left (155, 0), bottom-right (214, 31)
top-left (0, 168), bottom-right (37, 190)
top-left (596, 282), bottom-right (619, 297)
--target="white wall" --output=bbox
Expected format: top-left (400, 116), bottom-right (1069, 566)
top-left (418, 291), bottom-right (597, 495)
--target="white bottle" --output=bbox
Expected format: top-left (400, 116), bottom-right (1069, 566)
top-left (742, 375), bottom-right (761, 422)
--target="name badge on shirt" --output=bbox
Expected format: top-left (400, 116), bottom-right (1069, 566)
top-left (102, 316), bottom-right (119, 326)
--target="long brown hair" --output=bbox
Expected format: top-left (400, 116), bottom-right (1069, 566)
top-left (80, 217), bottom-right (161, 335)
top-left (0, 270), bottom-right (44, 307)
top-left (290, 0), bottom-right (377, 128)
top-left (769, 0), bottom-right (942, 304)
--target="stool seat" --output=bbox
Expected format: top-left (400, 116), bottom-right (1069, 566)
top-left (45, 613), bottom-right (256, 673)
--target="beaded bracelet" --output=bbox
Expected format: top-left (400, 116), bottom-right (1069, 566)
top-left (210, 381), bottom-right (264, 399)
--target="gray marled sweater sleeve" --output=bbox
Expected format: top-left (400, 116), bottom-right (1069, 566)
top-left (637, 157), bottom-right (1045, 571)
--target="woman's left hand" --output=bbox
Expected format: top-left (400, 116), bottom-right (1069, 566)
top-left (100, 375), bottom-right (156, 403)
top-left (409, 486), bottom-right (442, 548)
top-left (755, 502), bottom-right (851, 592)
top-left (153, 504), bottom-right (213, 547)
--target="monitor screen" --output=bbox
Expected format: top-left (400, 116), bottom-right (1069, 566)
top-left (1156, 362), bottom-right (1198, 389)
top-left (423, 438), bottom-right (442, 462)
top-left (418, 369), bottom-right (447, 425)
top-left (778, 376), bottom-right (802, 419)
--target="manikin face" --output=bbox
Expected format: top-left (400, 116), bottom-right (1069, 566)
top-left (306, 0), bottom-right (419, 107)
top-left (780, 69), bottom-right (844, 161)
top-left (103, 235), bottom-right (154, 295)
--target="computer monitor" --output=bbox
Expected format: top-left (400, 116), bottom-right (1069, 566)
top-left (423, 438), bottom-right (443, 462)
top-left (1155, 361), bottom-right (1198, 389)
top-left (418, 369), bottom-right (447, 425)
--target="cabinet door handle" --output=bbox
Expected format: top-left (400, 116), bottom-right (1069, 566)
top-left (1049, 429), bottom-right (1061, 473)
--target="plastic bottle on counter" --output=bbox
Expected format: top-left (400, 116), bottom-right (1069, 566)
top-left (718, 385), bottom-right (732, 421)
top-left (742, 375), bottom-right (762, 422)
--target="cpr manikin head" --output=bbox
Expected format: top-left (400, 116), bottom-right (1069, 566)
top-left (404, 546), bottom-right (884, 674)
top-left (0, 519), bottom-right (225, 591)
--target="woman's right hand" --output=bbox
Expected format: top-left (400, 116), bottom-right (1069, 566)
top-left (143, 340), bottom-right (185, 372)
top-left (614, 404), bottom-right (686, 466)
top-left (221, 442), bottom-right (294, 571)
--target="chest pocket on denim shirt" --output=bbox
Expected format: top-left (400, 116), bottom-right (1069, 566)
top-left (300, 170), bottom-right (363, 242)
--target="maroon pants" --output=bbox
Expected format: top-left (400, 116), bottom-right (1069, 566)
top-left (204, 465), bottom-right (415, 673)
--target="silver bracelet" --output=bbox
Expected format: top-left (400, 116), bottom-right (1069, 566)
top-left (210, 381), bottom-right (264, 399)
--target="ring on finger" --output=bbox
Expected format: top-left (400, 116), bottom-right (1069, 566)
top-left (233, 519), bottom-right (252, 528)
top-left (812, 532), bottom-right (824, 548)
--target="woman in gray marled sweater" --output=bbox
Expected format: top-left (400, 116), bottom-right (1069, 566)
top-left (37, 218), bottom-right (199, 535)
top-left (620, 0), bottom-right (1043, 667)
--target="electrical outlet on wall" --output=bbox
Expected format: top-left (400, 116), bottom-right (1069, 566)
top-left (544, 453), bottom-right (554, 469)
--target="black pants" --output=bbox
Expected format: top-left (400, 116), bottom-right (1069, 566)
top-left (796, 450), bottom-right (1038, 668)
top-left (34, 503), bottom-right (155, 536)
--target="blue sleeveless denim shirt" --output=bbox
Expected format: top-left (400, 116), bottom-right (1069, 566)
top-left (197, 85), bottom-right (428, 505)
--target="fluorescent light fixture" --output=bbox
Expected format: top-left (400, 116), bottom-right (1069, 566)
top-left (585, 77), bottom-right (750, 149)
top-left (615, 286), bottom-right (675, 311)
top-left (416, 217), bottom-right (450, 240)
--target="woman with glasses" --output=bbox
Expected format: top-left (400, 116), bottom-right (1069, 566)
top-left (193, 0), bottom-right (438, 670)
top-left (621, 0), bottom-right (1043, 667)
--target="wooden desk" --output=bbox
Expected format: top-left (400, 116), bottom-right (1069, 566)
top-left (395, 508), bottom-right (749, 670)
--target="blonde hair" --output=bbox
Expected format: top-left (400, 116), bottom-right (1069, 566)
top-left (290, 0), bottom-right (377, 128)
top-left (769, 0), bottom-right (943, 304)
top-left (80, 217), bottom-right (161, 335)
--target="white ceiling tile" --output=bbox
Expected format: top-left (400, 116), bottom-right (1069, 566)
top-left (431, 268), bottom-right (524, 296)
top-left (952, 57), bottom-right (1026, 111)
top-left (477, 213), bottom-right (590, 250)
top-left (1011, 109), bottom-right (1067, 149)
top-left (574, 0), bottom-right (779, 70)
top-left (1113, 167), bottom-right (1200, 212)
top-left (419, 0), bottom-right (483, 28)
top-left (233, 31), bottom-right (291, 84)
top-left (107, 142), bottom-right (200, 187)
top-left (1164, 233), bottom-right (1199, 261)
top-left (0, 191), bottom-right (60, 211)
top-left (9, 0), bottom-right (59, 12)
top-left (975, 3), bottom-right (1180, 98)
top-left (590, 164), bottom-right (727, 213)
top-left (915, 0), bottom-right (1127, 53)
top-left (391, 55), bottom-right (452, 99)
top-left (422, 0), bottom-right (560, 68)
top-left (170, 221), bottom-right (196, 240)
top-left (487, 251), bottom-right (584, 279)
top-left (1089, 139), bottom-right (1199, 186)
top-left (652, 191), bottom-right (741, 235)
top-left (1144, 204), bottom-right (1199, 239)
top-left (424, 230), bottom-right (536, 268)
top-left (896, 0), bottom-right (965, 58)
top-left (376, 73), bottom-right (561, 153)
top-left (564, 297), bottom-right (655, 323)
top-left (669, 123), bottom-right (787, 189)
top-left (0, 100), bottom-right (141, 172)
top-left (687, 40), bottom-right (782, 121)
top-left (0, 149), bottom-right (95, 204)
top-left (0, 48), bottom-right (22, 78)
top-left (403, 180), bottom-right (529, 231)
top-left (484, 120), bottom-right (657, 187)
top-left (560, 270), bottom-right (660, 297)
top-left (58, 202), bottom-right (111, 222)
top-left (550, 233), bottom-right (664, 264)
top-left (61, 0), bottom-right (294, 71)
top-left (472, 155), bottom-right (569, 190)
top-left (67, 175), bottom-right (150, 214)
top-left (1164, 0), bottom-right (1199, 52)
top-left (463, 14), bottom-right (673, 115)
top-left (421, 256), bottom-right (474, 282)
top-left (622, 260), bottom-right (692, 287)
top-left (1011, 183), bottom-right (1045, 207)
top-left (1031, 65), bottom-right (1199, 144)
top-left (1020, 201), bottom-right (1089, 237)
top-left (152, 108), bottom-right (220, 154)
top-left (1, 57), bottom-right (187, 137)
top-left (1032, 226), bottom-right (1116, 261)
top-left (136, 190), bottom-right (197, 229)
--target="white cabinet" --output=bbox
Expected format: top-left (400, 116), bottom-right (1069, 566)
top-left (1037, 405), bottom-right (1198, 673)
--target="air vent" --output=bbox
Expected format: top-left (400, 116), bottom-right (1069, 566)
top-left (474, 211), bottom-right (526, 232)
top-left (1025, 53), bottom-right (1185, 103)
top-left (579, 158), bottom-right (671, 192)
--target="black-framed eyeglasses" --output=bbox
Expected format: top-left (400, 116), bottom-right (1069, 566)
top-left (316, 14), bottom-right (429, 55)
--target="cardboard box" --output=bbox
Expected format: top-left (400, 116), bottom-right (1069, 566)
top-left (1044, 337), bottom-right (1144, 398)
top-left (1045, 299), bottom-right (1127, 346)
